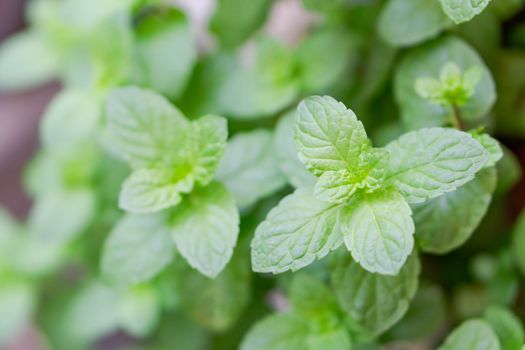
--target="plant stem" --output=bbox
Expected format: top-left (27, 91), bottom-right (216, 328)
top-left (451, 103), bottom-right (464, 130)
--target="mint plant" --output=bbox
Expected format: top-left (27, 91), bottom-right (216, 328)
top-left (0, 0), bottom-right (524, 349)
top-left (252, 95), bottom-right (488, 275)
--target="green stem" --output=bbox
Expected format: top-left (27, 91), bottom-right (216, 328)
top-left (450, 103), bottom-right (464, 130)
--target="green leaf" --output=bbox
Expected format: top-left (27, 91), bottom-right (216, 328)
top-left (210, 0), bottom-right (272, 48)
top-left (171, 182), bottom-right (239, 278)
top-left (119, 168), bottom-right (195, 213)
top-left (306, 328), bottom-right (352, 350)
top-left (294, 96), bottom-right (369, 176)
top-left (0, 30), bottom-right (59, 91)
top-left (0, 283), bottom-right (35, 345)
top-left (240, 313), bottom-right (310, 350)
top-left (105, 86), bottom-right (191, 168)
top-left (440, 0), bottom-right (492, 24)
top-left (251, 189), bottom-right (344, 274)
top-left (190, 115), bottom-right (228, 186)
top-left (65, 281), bottom-right (119, 344)
top-left (342, 187), bottom-right (414, 275)
top-left (133, 7), bottom-right (196, 99)
top-left (413, 167), bottom-right (496, 254)
top-left (438, 319), bottom-right (500, 350)
top-left (29, 188), bottom-right (96, 245)
top-left (41, 89), bottom-right (101, 150)
top-left (216, 129), bottom-right (286, 211)
top-left (174, 245), bottom-right (251, 331)
top-left (495, 146), bottom-right (522, 196)
top-left (512, 211), bottom-right (525, 276)
top-left (330, 251), bottom-right (420, 336)
top-left (395, 36), bottom-right (496, 130)
top-left (384, 127), bottom-right (487, 203)
top-left (101, 213), bottom-right (174, 287)
top-left (471, 133), bottom-right (503, 168)
top-left (483, 306), bottom-right (524, 350)
top-left (274, 112), bottom-right (316, 189)
top-left (118, 285), bottom-right (160, 337)
top-left (378, 0), bottom-right (452, 47)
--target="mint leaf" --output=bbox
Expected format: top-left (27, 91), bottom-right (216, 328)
top-left (41, 89), bottom-right (101, 150)
top-left (0, 283), bottom-right (35, 345)
top-left (378, 0), bottom-right (452, 47)
top-left (384, 127), bottom-right (487, 203)
top-left (190, 115), bottom-right (228, 186)
top-left (306, 328), bottom-right (352, 350)
top-left (342, 187), bottom-right (414, 275)
top-left (251, 189), bottom-right (344, 274)
top-left (413, 167), bottom-right (496, 254)
top-left (134, 7), bottom-right (196, 99)
top-left (174, 245), bottom-right (250, 331)
top-left (289, 274), bottom-right (337, 317)
top-left (101, 213), bottom-right (174, 287)
top-left (440, 0), bottom-right (492, 24)
top-left (274, 112), bottom-right (316, 189)
top-left (513, 211), bottom-right (525, 277)
top-left (438, 319), bottom-right (500, 350)
top-left (119, 168), bottom-right (195, 213)
top-left (29, 189), bottom-right (96, 245)
top-left (216, 129), bottom-right (287, 211)
top-left (294, 95), bottom-right (369, 176)
top-left (471, 133), bottom-right (503, 168)
top-left (105, 86), bottom-right (190, 168)
top-left (171, 182), bottom-right (239, 278)
top-left (483, 306), bottom-right (524, 350)
top-left (0, 30), bottom-right (59, 91)
top-left (395, 36), bottom-right (496, 129)
top-left (331, 251), bottom-right (420, 336)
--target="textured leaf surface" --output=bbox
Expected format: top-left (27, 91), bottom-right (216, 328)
top-left (171, 182), bottom-right (239, 278)
top-left (395, 37), bottom-right (496, 130)
top-left (217, 129), bottom-right (286, 210)
top-left (413, 167), bottom-right (496, 254)
top-left (251, 189), bottom-right (344, 274)
top-left (378, 0), bottom-right (451, 47)
top-left (384, 127), bottom-right (487, 203)
top-left (440, 0), bottom-right (492, 24)
top-left (342, 187), bottom-right (414, 275)
top-left (438, 319), bottom-right (500, 350)
top-left (119, 168), bottom-right (194, 213)
top-left (102, 213), bottom-right (174, 287)
top-left (331, 251), bottom-right (420, 336)
top-left (483, 306), bottom-right (524, 350)
top-left (105, 86), bottom-right (190, 168)
top-left (294, 95), bottom-right (369, 176)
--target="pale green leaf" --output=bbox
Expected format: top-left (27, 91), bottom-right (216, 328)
top-left (190, 115), bottom-right (228, 186)
top-left (483, 306), bottom-right (524, 350)
top-left (41, 89), bottom-right (101, 150)
top-left (0, 283), bottom-right (35, 345)
top-left (472, 133), bottom-right (503, 168)
top-left (251, 189), bottom-right (344, 274)
top-left (118, 285), bottom-right (160, 337)
top-left (342, 187), bottom-right (414, 275)
top-left (105, 86), bottom-right (190, 168)
top-left (289, 274), bottom-right (337, 317)
top-left (101, 213), bottom-right (174, 287)
top-left (29, 188), bottom-right (96, 245)
top-left (306, 328), bottom-right (352, 350)
top-left (119, 168), bottom-right (194, 214)
top-left (216, 129), bottom-right (287, 210)
top-left (384, 127), bottom-right (487, 203)
top-left (171, 182), bottom-right (239, 278)
top-left (274, 112), bottom-right (316, 189)
top-left (134, 8), bottom-right (196, 99)
top-left (413, 167), bottom-right (496, 254)
top-left (440, 0), bottom-right (492, 24)
top-left (395, 36), bottom-right (496, 129)
top-left (0, 30), bottom-right (59, 91)
top-left (378, 0), bottom-right (452, 47)
top-left (330, 251), bottom-right (420, 336)
top-left (294, 96), bottom-right (369, 176)
top-left (241, 313), bottom-right (310, 350)
top-left (438, 319), bottom-right (500, 350)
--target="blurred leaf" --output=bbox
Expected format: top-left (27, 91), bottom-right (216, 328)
top-left (483, 306), bottom-right (524, 350)
top-left (438, 319), bottom-right (500, 350)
